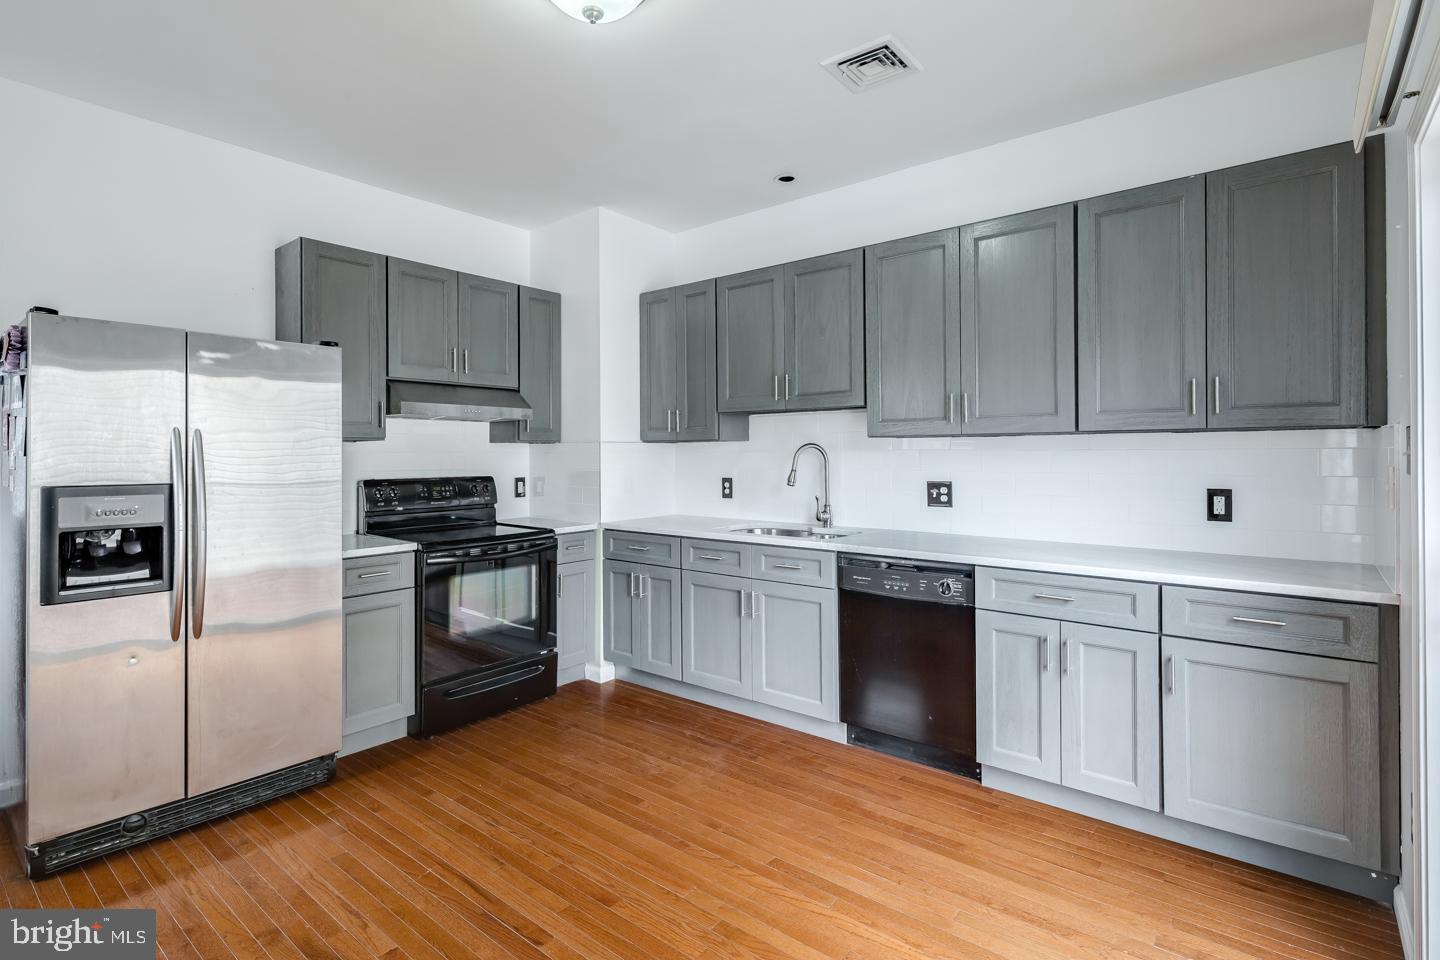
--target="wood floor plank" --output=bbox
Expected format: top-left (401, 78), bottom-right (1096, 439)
top-left (0, 681), bottom-right (1402, 959)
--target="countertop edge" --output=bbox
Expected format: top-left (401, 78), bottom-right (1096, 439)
top-left (341, 535), bottom-right (418, 560)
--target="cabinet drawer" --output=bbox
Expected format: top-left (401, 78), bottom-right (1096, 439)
top-left (604, 531), bottom-right (680, 567)
top-left (343, 554), bottom-right (415, 598)
top-left (975, 567), bottom-right (1157, 632)
top-left (754, 546), bottom-right (835, 588)
top-left (683, 538), bottom-right (753, 576)
top-left (557, 532), bottom-right (595, 564)
top-left (1161, 586), bottom-right (1379, 663)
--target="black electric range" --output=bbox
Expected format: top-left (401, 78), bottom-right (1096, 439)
top-left (359, 477), bottom-right (558, 736)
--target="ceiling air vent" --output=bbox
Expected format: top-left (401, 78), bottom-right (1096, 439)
top-left (821, 36), bottom-right (921, 94)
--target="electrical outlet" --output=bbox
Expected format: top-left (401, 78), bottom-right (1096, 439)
top-left (533, 476), bottom-right (546, 497)
top-left (514, 477), bottom-right (526, 498)
top-left (927, 481), bottom-right (952, 508)
top-left (721, 477), bottom-right (733, 499)
top-left (1207, 488), bottom-right (1232, 522)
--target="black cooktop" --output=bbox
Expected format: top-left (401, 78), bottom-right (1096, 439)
top-left (359, 476), bottom-right (554, 551)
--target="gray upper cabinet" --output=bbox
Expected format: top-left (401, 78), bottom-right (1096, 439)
top-left (976, 609), bottom-right (1061, 783)
top-left (1078, 178), bottom-right (1206, 431)
top-left (959, 205), bottom-right (1076, 435)
top-left (783, 250), bottom-right (865, 410)
top-left (457, 274), bottom-right (519, 389)
top-left (1162, 635), bottom-right (1380, 869)
top-left (1207, 142), bottom-right (1367, 429)
top-left (676, 280), bottom-right (722, 440)
top-left (752, 579), bottom-right (838, 721)
top-left (639, 288), bottom-right (680, 442)
top-left (1059, 623), bottom-right (1160, 811)
top-left (865, 229), bottom-right (962, 437)
top-left (682, 570), bottom-right (753, 699)
top-left (493, 287), bottom-right (562, 443)
top-left (717, 266), bottom-right (787, 413)
top-left (387, 258), bottom-right (459, 383)
top-left (275, 238), bottom-right (387, 442)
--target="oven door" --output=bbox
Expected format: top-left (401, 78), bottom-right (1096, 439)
top-left (421, 540), bottom-right (557, 686)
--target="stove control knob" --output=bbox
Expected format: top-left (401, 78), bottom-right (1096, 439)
top-left (936, 578), bottom-right (962, 599)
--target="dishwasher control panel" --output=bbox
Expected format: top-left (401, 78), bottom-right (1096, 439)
top-left (838, 556), bottom-right (974, 605)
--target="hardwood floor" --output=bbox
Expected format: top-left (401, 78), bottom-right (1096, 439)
top-left (2, 680), bottom-right (1402, 960)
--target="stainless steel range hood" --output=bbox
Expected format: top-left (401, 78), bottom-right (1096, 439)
top-left (386, 380), bottom-right (532, 422)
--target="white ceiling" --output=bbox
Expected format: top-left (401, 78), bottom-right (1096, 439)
top-left (0, 0), bottom-right (1369, 231)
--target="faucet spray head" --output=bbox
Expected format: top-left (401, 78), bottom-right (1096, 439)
top-left (786, 468), bottom-right (797, 487)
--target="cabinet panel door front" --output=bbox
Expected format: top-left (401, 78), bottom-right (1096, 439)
top-left (1078, 178), bottom-right (1206, 431)
top-left (717, 266), bottom-right (786, 413)
top-left (1060, 623), bottom-right (1160, 810)
top-left (603, 562), bottom-right (638, 666)
top-left (785, 250), bottom-right (865, 410)
top-left (960, 205), bottom-right (1076, 435)
top-left (634, 565), bottom-right (682, 680)
top-left (682, 571), bottom-right (752, 698)
top-left (864, 230), bottom-right (962, 437)
top-left (557, 561), bottom-right (594, 673)
top-left (1207, 143), bottom-right (1366, 428)
top-left (752, 580), bottom-right (838, 721)
top-left (457, 274), bottom-right (519, 389)
top-left (300, 240), bottom-right (387, 440)
top-left (342, 589), bottom-right (416, 735)
top-left (976, 610), bottom-right (1061, 783)
top-left (639, 288), bottom-right (679, 442)
top-left (387, 258), bottom-right (458, 383)
top-left (1162, 636), bottom-right (1380, 868)
top-left (677, 280), bottom-right (722, 440)
top-left (516, 286), bottom-right (562, 442)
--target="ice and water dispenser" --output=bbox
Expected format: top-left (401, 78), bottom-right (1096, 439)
top-left (40, 484), bottom-right (173, 605)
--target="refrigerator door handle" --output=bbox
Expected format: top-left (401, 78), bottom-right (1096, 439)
top-left (190, 428), bottom-right (208, 638)
top-left (169, 427), bottom-right (185, 642)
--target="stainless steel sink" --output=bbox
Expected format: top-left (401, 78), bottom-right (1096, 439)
top-left (727, 525), bottom-right (854, 539)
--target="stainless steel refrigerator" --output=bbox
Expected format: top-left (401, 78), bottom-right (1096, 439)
top-left (1, 312), bottom-right (343, 877)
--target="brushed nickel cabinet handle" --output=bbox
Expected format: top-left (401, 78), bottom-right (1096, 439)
top-left (450, 347), bottom-right (458, 372)
top-left (638, 574), bottom-right (648, 599)
top-left (1213, 375), bottom-right (1221, 415)
top-left (772, 562), bottom-right (804, 570)
top-left (962, 392), bottom-right (970, 423)
top-left (773, 374), bottom-right (780, 401)
top-left (1034, 593), bottom-right (1075, 603)
top-left (1165, 655), bottom-right (1176, 694)
top-left (1062, 639), bottom-right (1070, 675)
top-left (740, 589), bottom-right (749, 617)
top-left (1041, 637), bottom-right (1049, 672)
top-left (1189, 378), bottom-right (1197, 416)
top-left (784, 373), bottom-right (791, 400)
top-left (463, 348), bottom-right (470, 374)
top-left (947, 393), bottom-right (955, 424)
top-left (565, 543), bottom-right (585, 551)
top-left (698, 553), bottom-right (727, 561)
top-left (626, 544), bottom-right (652, 552)
top-left (1232, 616), bottom-right (1288, 628)
top-left (357, 570), bottom-right (392, 579)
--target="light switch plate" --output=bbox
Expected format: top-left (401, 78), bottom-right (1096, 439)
top-left (1207, 487), bottom-right (1232, 522)
top-left (514, 477), bottom-right (526, 498)
top-left (721, 477), bottom-right (733, 499)
top-left (927, 481), bottom-right (952, 507)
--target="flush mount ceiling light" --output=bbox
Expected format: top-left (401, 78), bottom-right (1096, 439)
top-left (548, 0), bottom-right (645, 24)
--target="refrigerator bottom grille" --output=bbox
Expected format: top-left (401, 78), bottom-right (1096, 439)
top-left (25, 754), bottom-right (336, 879)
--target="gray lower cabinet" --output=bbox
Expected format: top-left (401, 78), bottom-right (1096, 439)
top-left (959, 205), bottom-right (1076, 434)
top-left (1161, 635), bottom-right (1381, 868)
top-left (1059, 622), bottom-right (1160, 811)
top-left (682, 570), bottom-right (752, 698)
top-left (783, 250), bottom-right (865, 411)
top-left (752, 579), bottom-right (838, 721)
top-left (1207, 142), bottom-right (1367, 429)
top-left (1077, 177), bottom-right (1207, 431)
top-left (717, 266), bottom-right (786, 413)
top-left (976, 610), bottom-right (1061, 783)
top-left (603, 560), bottom-right (681, 679)
top-left (865, 229), bottom-right (962, 437)
top-left (492, 287), bottom-right (562, 443)
top-left (388, 258), bottom-right (459, 383)
top-left (275, 238), bottom-right (387, 441)
top-left (639, 281), bottom-right (747, 443)
top-left (457, 273), bottom-right (519, 389)
top-left (340, 583), bottom-right (416, 756)
top-left (557, 559), bottom-right (595, 676)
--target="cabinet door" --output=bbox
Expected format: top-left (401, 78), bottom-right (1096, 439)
top-left (639, 288), bottom-right (679, 442)
top-left (1059, 623), bottom-right (1160, 810)
top-left (289, 240), bottom-right (387, 441)
top-left (1162, 636), bottom-right (1380, 868)
top-left (634, 564), bottom-right (682, 680)
top-left (341, 589), bottom-right (416, 736)
top-left (716, 266), bottom-right (786, 413)
top-left (959, 205), bottom-right (1076, 435)
top-left (752, 580), bottom-right (837, 721)
top-left (557, 560), bottom-right (594, 673)
top-left (603, 561), bottom-right (638, 666)
top-left (976, 610), bottom-right (1061, 783)
top-left (784, 250), bottom-right (865, 411)
top-left (513, 287), bottom-right (563, 443)
top-left (682, 571), bottom-right (752, 698)
top-left (457, 274), bottom-right (519, 389)
top-left (387, 257), bottom-right (459, 383)
top-left (677, 280), bottom-right (723, 441)
top-left (1207, 143), bottom-right (1366, 428)
top-left (1077, 178), bottom-right (1206, 431)
top-left (864, 230), bottom-right (962, 437)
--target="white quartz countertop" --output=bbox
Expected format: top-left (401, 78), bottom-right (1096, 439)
top-left (342, 534), bottom-right (417, 560)
top-left (502, 516), bottom-right (599, 535)
top-left (602, 515), bottom-right (1398, 605)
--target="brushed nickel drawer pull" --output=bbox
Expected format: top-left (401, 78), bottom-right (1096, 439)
top-left (1165, 655), bottom-right (1175, 694)
top-left (772, 562), bottom-right (804, 570)
top-left (1232, 616), bottom-right (1288, 628)
top-left (565, 543), bottom-right (585, 551)
top-left (1034, 593), bottom-right (1075, 603)
top-left (357, 570), bottom-right (392, 579)
top-left (698, 553), bottom-right (727, 561)
top-left (626, 544), bottom-right (652, 552)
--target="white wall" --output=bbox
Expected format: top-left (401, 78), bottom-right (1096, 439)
top-left (0, 76), bottom-right (536, 532)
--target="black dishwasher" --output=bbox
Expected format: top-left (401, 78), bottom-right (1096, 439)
top-left (839, 555), bottom-right (979, 779)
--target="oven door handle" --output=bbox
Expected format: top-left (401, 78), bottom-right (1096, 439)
top-left (426, 541), bottom-right (555, 565)
top-left (443, 663), bottom-right (547, 700)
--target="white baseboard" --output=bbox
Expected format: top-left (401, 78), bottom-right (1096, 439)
top-left (1395, 884), bottom-right (1415, 960)
top-left (584, 661), bottom-right (616, 683)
